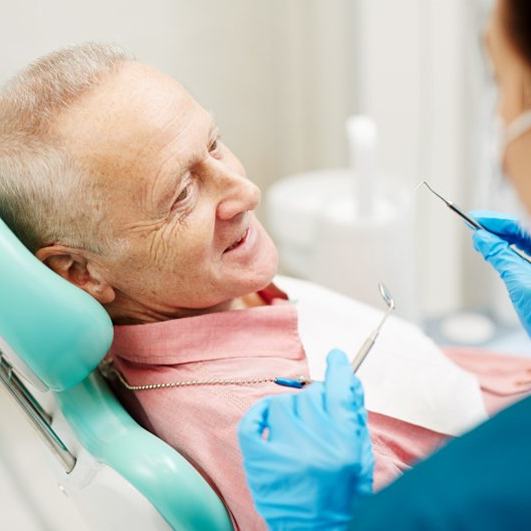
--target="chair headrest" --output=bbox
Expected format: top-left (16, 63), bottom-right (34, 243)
top-left (0, 218), bottom-right (113, 391)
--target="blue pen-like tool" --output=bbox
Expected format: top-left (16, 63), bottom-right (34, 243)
top-left (422, 180), bottom-right (531, 265)
top-left (274, 376), bottom-right (309, 389)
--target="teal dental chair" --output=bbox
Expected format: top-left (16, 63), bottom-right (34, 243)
top-left (0, 218), bottom-right (233, 531)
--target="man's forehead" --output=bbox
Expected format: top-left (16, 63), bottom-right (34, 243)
top-left (55, 62), bottom-right (212, 186)
top-left (58, 62), bottom-right (199, 145)
top-left (111, 62), bottom-right (196, 123)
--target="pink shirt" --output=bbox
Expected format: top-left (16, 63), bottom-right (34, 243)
top-left (108, 286), bottom-right (531, 530)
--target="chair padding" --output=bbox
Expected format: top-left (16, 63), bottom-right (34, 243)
top-left (0, 218), bottom-right (113, 390)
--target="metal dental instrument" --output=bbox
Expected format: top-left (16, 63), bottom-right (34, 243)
top-left (351, 283), bottom-right (395, 373)
top-left (421, 180), bottom-right (483, 230)
top-left (421, 180), bottom-right (531, 265)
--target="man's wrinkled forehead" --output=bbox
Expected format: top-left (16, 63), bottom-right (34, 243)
top-left (55, 61), bottom-right (207, 184)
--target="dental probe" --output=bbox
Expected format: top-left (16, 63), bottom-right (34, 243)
top-left (272, 283), bottom-right (396, 388)
top-left (351, 283), bottom-right (395, 373)
top-left (421, 180), bottom-right (531, 265)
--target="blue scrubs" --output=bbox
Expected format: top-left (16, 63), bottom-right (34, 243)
top-left (352, 395), bottom-right (531, 530)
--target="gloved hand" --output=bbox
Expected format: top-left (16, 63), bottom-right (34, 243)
top-left (238, 349), bottom-right (374, 531)
top-left (471, 211), bottom-right (531, 337)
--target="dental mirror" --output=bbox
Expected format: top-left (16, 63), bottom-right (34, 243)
top-left (352, 283), bottom-right (396, 372)
top-left (378, 282), bottom-right (395, 312)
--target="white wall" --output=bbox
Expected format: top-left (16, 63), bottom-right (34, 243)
top-left (356, 0), bottom-right (470, 315)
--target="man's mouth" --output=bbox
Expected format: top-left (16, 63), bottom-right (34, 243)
top-left (224, 228), bottom-right (250, 253)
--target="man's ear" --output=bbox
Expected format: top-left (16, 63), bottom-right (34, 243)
top-left (35, 245), bottom-right (116, 305)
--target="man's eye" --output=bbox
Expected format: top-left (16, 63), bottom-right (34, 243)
top-left (175, 184), bottom-right (191, 204)
top-left (209, 138), bottom-right (220, 153)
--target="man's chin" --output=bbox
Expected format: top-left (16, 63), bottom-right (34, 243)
top-left (227, 247), bottom-right (279, 298)
top-left (236, 259), bottom-right (279, 296)
top-left (253, 236), bottom-right (279, 289)
top-left (255, 265), bottom-right (279, 293)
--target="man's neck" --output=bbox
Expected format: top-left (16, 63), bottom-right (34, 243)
top-left (107, 292), bottom-right (266, 325)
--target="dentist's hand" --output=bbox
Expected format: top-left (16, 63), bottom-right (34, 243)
top-left (238, 350), bottom-right (374, 531)
top-left (471, 211), bottom-right (531, 337)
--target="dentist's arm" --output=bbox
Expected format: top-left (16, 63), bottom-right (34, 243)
top-left (471, 211), bottom-right (531, 336)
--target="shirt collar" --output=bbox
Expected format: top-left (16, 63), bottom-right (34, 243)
top-left (110, 283), bottom-right (303, 365)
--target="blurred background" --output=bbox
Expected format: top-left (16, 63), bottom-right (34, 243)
top-left (0, 0), bottom-right (528, 529)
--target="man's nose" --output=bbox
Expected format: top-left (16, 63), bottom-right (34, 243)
top-left (214, 168), bottom-right (261, 221)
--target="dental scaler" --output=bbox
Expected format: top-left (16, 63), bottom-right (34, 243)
top-left (421, 180), bottom-right (531, 265)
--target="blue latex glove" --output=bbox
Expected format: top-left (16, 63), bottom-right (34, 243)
top-left (471, 211), bottom-right (531, 337)
top-left (238, 349), bottom-right (374, 531)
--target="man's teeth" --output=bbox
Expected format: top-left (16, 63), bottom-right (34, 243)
top-left (227, 230), bottom-right (247, 251)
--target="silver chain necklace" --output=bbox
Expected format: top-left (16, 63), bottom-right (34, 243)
top-left (99, 359), bottom-right (311, 391)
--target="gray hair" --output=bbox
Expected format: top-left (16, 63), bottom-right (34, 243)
top-left (0, 43), bottom-right (131, 253)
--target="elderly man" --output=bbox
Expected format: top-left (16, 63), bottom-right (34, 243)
top-left (1, 44), bottom-right (530, 530)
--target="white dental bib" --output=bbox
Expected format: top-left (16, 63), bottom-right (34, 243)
top-left (275, 275), bottom-right (487, 436)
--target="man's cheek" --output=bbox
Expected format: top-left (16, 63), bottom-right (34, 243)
top-left (168, 241), bottom-right (209, 276)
